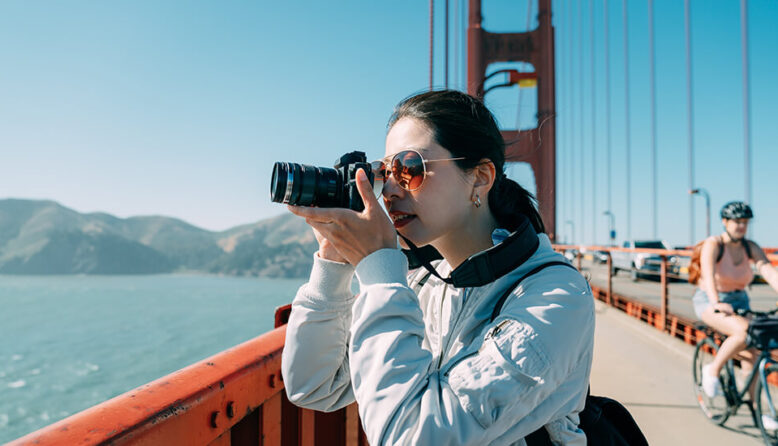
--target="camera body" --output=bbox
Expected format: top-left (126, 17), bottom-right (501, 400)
top-left (270, 151), bottom-right (375, 212)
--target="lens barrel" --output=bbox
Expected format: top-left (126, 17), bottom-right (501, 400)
top-left (270, 162), bottom-right (342, 207)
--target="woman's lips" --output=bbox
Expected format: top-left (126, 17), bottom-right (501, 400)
top-left (390, 211), bottom-right (416, 229)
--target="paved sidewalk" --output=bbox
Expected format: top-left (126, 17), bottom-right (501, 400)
top-left (590, 300), bottom-right (763, 445)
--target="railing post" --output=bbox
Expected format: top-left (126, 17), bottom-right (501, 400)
top-left (660, 255), bottom-right (668, 332)
top-left (606, 252), bottom-right (612, 306)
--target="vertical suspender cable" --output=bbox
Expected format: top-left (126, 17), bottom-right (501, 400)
top-left (459, 0), bottom-right (468, 91)
top-left (649, 0), bottom-right (657, 238)
top-left (741, 0), bottom-right (752, 209)
top-left (454, 0), bottom-right (459, 90)
top-left (559, 0), bottom-right (566, 237)
top-left (445, 0), bottom-right (449, 89)
top-left (604, 0), bottom-right (612, 244)
top-left (622, 0), bottom-right (631, 241)
top-left (578, 0), bottom-right (585, 243)
top-left (429, 0), bottom-right (434, 90)
top-left (568, 0), bottom-right (575, 242)
top-left (590, 0), bottom-right (597, 245)
top-left (685, 0), bottom-right (695, 245)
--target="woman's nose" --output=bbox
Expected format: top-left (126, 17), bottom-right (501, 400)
top-left (381, 172), bottom-right (406, 199)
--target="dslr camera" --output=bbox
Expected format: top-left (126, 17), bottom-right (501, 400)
top-left (270, 151), bottom-right (375, 212)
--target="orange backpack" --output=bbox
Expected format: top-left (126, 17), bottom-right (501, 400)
top-left (687, 236), bottom-right (752, 284)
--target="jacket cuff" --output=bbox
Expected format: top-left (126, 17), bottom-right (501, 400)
top-left (304, 252), bottom-right (356, 302)
top-left (355, 248), bottom-right (409, 287)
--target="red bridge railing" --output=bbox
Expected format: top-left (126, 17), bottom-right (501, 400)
top-left (9, 306), bottom-right (368, 446)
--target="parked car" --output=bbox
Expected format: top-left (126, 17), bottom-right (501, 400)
top-left (611, 240), bottom-right (681, 281)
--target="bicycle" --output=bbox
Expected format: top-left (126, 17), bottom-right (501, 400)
top-left (693, 307), bottom-right (778, 445)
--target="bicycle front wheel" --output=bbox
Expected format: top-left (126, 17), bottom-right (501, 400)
top-left (754, 362), bottom-right (778, 445)
top-left (692, 337), bottom-right (730, 425)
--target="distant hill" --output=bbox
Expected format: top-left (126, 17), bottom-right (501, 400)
top-left (0, 199), bottom-right (317, 277)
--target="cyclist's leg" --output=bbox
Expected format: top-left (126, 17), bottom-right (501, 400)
top-left (700, 309), bottom-right (750, 376)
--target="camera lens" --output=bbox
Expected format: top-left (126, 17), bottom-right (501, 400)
top-left (270, 162), bottom-right (343, 207)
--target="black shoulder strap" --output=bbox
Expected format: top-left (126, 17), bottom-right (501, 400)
top-left (743, 238), bottom-right (753, 259)
top-left (490, 261), bottom-right (578, 323)
top-left (716, 236), bottom-right (724, 263)
top-left (717, 236), bottom-right (753, 262)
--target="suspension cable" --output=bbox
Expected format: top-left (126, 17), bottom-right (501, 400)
top-left (605, 0), bottom-right (612, 244)
top-left (429, 0), bottom-right (434, 91)
top-left (445, 0), bottom-right (449, 89)
top-left (685, 0), bottom-right (695, 245)
top-left (741, 0), bottom-right (752, 209)
top-left (623, 0), bottom-right (631, 241)
top-left (649, 0), bottom-right (657, 238)
top-left (590, 0), bottom-right (597, 245)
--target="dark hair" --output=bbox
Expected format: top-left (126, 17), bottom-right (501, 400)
top-left (388, 89), bottom-right (545, 234)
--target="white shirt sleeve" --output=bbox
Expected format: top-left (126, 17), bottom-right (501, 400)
top-left (281, 254), bottom-right (357, 412)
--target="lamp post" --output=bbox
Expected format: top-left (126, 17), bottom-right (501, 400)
top-left (689, 188), bottom-right (711, 238)
top-left (603, 211), bottom-right (616, 246)
top-left (565, 220), bottom-right (575, 244)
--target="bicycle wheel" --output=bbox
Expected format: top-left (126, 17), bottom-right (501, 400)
top-left (754, 362), bottom-right (778, 445)
top-left (692, 338), bottom-right (731, 425)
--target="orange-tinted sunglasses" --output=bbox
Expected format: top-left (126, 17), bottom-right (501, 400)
top-left (370, 149), bottom-right (465, 192)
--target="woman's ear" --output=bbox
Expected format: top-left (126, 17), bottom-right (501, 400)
top-left (472, 159), bottom-right (496, 195)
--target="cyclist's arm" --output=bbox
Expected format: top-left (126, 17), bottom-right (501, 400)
top-left (700, 237), bottom-right (720, 303)
top-left (748, 241), bottom-right (778, 292)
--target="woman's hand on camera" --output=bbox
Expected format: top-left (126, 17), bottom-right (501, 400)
top-left (288, 168), bottom-right (396, 266)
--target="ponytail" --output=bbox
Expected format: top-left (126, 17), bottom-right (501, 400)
top-left (487, 176), bottom-right (545, 234)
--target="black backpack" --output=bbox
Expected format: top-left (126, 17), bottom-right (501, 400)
top-left (491, 262), bottom-right (649, 446)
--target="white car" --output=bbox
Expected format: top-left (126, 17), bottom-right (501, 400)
top-left (611, 240), bottom-right (680, 281)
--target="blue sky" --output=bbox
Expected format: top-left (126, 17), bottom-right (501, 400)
top-left (1, 1), bottom-right (776, 248)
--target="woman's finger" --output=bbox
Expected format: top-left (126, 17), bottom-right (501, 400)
top-left (355, 168), bottom-right (379, 213)
top-left (288, 204), bottom-right (343, 223)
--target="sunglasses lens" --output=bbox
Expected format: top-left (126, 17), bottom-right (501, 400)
top-left (370, 160), bottom-right (387, 180)
top-left (391, 151), bottom-right (425, 190)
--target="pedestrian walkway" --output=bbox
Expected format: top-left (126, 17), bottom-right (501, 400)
top-left (591, 300), bottom-right (762, 445)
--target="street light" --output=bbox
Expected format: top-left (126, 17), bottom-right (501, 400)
top-left (603, 211), bottom-right (616, 246)
top-left (565, 220), bottom-right (575, 244)
top-left (689, 188), bottom-right (711, 238)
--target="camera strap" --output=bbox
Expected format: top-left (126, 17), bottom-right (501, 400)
top-left (399, 214), bottom-right (540, 288)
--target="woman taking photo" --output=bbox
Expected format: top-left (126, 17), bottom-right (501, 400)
top-left (281, 90), bottom-right (594, 445)
top-left (695, 202), bottom-right (778, 408)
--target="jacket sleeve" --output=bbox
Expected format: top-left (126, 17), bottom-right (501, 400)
top-left (350, 249), bottom-right (592, 446)
top-left (281, 254), bottom-right (357, 412)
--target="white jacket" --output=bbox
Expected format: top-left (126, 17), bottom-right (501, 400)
top-left (281, 234), bottom-right (594, 445)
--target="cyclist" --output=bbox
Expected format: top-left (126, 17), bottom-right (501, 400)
top-left (693, 202), bottom-right (778, 404)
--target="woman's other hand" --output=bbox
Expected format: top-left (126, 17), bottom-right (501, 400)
top-left (288, 168), bottom-right (397, 266)
top-left (712, 302), bottom-right (735, 315)
top-left (312, 227), bottom-right (349, 263)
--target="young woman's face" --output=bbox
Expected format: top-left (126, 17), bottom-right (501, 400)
top-left (723, 218), bottom-right (749, 240)
top-left (382, 117), bottom-right (474, 247)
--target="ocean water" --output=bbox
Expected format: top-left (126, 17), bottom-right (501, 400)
top-left (0, 274), bottom-right (305, 443)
